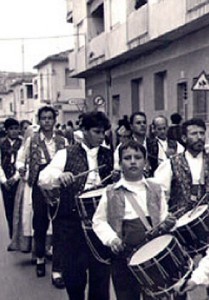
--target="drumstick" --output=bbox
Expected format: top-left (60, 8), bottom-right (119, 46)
top-left (99, 173), bottom-right (112, 185)
top-left (74, 164), bottom-right (106, 180)
top-left (188, 193), bottom-right (208, 217)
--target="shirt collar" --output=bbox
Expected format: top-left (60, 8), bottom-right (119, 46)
top-left (81, 142), bottom-right (99, 154)
top-left (114, 176), bottom-right (148, 190)
top-left (185, 150), bottom-right (203, 160)
top-left (39, 131), bottom-right (56, 141)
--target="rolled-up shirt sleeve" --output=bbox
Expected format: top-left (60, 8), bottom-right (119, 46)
top-left (38, 149), bottom-right (67, 189)
top-left (154, 159), bottom-right (173, 200)
top-left (159, 188), bottom-right (169, 222)
top-left (92, 189), bottom-right (118, 247)
top-left (190, 247), bottom-right (209, 286)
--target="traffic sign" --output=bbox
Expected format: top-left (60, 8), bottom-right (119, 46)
top-left (192, 71), bottom-right (209, 91)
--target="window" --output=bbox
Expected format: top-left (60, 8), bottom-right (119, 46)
top-left (20, 88), bottom-right (24, 105)
top-left (65, 69), bottom-right (80, 88)
top-left (193, 90), bottom-right (207, 121)
top-left (112, 94), bottom-right (120, 118)
top-left (110, 0), bottom-right (123, 28)
top-left (192, 74), bottom-right (209, 121)
top-left (26, 85), bottom-right (33, 98)
top-left (135, 0), bottom-right (147, 10)
top-left (77, 21), bottom-right (85, 49)
top-left (154, 71), bottom-right (167, 111)
top-left (0, 98), bottom-right (2, 110)
top-left (131, 78), bottom-right (143, 112)
top-left (87, 3), bottom-right (104, 39)
top-left (20, 88), bottom-right (24, 99)
top-left (10, 103), bottom-right (13, 112)
top-left (177, 82), bottom-right (188, 120)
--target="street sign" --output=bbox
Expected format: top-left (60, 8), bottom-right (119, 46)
top-left (93, 95), bottom-right (105, 106)
top-left (192, 71), bottom-right (209, 91)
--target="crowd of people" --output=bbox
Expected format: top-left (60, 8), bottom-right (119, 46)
top-left (1, 106), bottom-right (209, 300)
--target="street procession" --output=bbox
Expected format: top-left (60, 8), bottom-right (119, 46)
top-left (2, 0), bottom-right (209, 300)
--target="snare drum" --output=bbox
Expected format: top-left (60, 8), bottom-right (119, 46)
top-left (76, 187), bottom-right (111, 264)
top-left (76, 187), bottom-right (105, 229)
top-left (128, 234), bottom-right (192, 297)
top-left (175, 204), bottom-right (209, 255)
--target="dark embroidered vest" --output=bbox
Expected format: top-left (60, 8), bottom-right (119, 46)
top-left (28, 132), bottom-right (66, 187)
top-left (146, 137), bottom-right (178, 176)
top-left (58, 143), bottom-right (114, 218)
top-left (106, 180), bottom-right (162, 240)
top-left (0, 137), bottom-right (22, 179)
top-left (170, 152), bottom-right (209, 214)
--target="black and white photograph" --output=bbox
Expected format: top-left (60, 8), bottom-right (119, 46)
top-left (0, 0), bottom-right (209, 299)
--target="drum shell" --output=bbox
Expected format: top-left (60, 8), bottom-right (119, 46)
top-left (174, 206), bottom-right (209, 254)
top-left (76, 189), bottom-right (111, 263)
top-left (128, 235), bottom-right (191, 295)
top-left (76, 193), bottom-right (102, 229)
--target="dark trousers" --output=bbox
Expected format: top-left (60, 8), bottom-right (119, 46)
top-left (1, 181), bottom-right (19, 239)
top-left (32, 183), bottom-right (49, 258)
top-left (60, 217), bottom-right (110, 300)
top-left (52, 217), bottom-right (63, 273)
top-left (111, 258), bottom-right (153, 300)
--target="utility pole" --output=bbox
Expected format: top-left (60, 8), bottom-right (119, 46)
top-left (21, 38), bottom-right (25, 78)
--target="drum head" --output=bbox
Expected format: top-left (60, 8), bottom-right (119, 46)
top-left (176, 205), bottom-right (208, 227)
top-left (129, 235), bottom-right (173, 266)
top-left (79, 188), bottom-right (105, 199)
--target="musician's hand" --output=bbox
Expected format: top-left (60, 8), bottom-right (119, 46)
top-left (111, 170), bottom-right (121, 182)
top-left (110, 237), bottom-right (124, 254)
top-left (40, 187), bottom-right (60, 206)
top-left (159, 215), bottom-right (176, 234)
top-left (18, 167), bottom-right (26, 178)
top-left (175, 279), bottom-right (197, 295)
top-left (58, 172), bottom-right (75, 187)
top-left (181, 280), bottom-right (197, 293)
top-left (3, 181), bottom-right (11, 190)
top-left (7, 177), bottom-right (16, 187)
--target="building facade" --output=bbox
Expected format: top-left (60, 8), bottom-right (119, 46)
top-left (11, 77), bottom-right (35, 122)
top-left (0, 90), bottom-right (15, 124)
top-left (67, 0), bottom-right (209, 128)
top-left (34, 50), bottom-right (86, 125)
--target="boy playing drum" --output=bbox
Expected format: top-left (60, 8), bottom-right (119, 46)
top-left (93, 140), bottom-right (177, 300)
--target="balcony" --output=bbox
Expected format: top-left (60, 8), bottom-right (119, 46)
top-left (127, 4), bottom-right (148, 49)
top-left (66, 0), bottom-right (73, 23)
top-left (87, 32), bottom-right (106, 67)
top-left (149, 0), bottom-right (186, 39)
top-left (71, 0), bottom-right (209, 76)
top-left (186, 0), bottom-right (209, 22)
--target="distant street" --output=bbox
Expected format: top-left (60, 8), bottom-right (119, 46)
top-left (0, 189), bottom-right (207, 300)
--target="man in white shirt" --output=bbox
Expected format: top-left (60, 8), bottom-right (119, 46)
top-left (152, 115), bottom-right (184, 165)
top-left (21, 106), bottom-right (66, 286)
top-left (155, 118), bottom-right (209, 300)
top-left (39, 111), bottom-right (113, 300)
top-left (154, 118), bottom-right (208, 215)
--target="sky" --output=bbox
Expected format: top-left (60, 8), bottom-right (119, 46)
top-left (0, 0), bottom-right (74, 73)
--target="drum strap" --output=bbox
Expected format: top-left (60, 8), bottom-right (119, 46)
top-left (124, 190), bottom-right (152, 231)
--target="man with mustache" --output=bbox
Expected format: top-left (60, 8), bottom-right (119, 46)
top-left (154, 118), bottom-right (208, 216)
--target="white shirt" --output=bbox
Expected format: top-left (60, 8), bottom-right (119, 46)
top-left (157, 138), bottom-right (184, 164)
top-left (190, 247), bottom-right (209, 285)
top-left (92, 177), bottom-right (168, 246)
top-left (39, 144), bottom-right (102, 190)
top-left (81, 143), bottom-right (101, 190)
top-left (154, 150), bottom-right (204, 196)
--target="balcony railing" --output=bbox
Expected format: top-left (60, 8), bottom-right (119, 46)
top-left (187, 0), bottom-right (209, 11)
